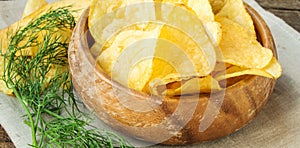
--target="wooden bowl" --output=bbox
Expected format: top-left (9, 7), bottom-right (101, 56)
top-left (68, 3), bottom-right (277, 145)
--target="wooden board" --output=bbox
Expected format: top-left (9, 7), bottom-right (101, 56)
top-left (255, 0), bottom-right (300, 31)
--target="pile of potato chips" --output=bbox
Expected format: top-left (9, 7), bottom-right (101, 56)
top-left (0, 0), bottom-right (281, 96)
top-left (89, 0), bottom-right (282, 96)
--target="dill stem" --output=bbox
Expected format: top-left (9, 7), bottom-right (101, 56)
top-left (12, 87), bottom-right (37, 147)
top-left (44, 109), bottom-right (63, 120)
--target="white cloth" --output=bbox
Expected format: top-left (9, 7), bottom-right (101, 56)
top-left (0, 0), bottom-right (299, 147)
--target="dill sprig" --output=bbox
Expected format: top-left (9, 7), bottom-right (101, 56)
top-left (1, 7), bottom-right (132, 148)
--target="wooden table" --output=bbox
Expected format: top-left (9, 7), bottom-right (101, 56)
top-left (0, 0), bottom-right (299, 147)
top-left (255, 0), bottom-right (300, 32)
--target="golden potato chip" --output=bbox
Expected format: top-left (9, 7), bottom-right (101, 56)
top-left (149, 74), bottom-right (221, 96)
top-left (98, 25), bottom-right (161, 75)
top-left (262, 57), bottom-right (282, 79)
top-left (144, 57), bottom-right (177, 93)
top-left (162, 0), bottom-right (222, 44)
top-left (90, 42), bottom-right (103, 58)
top-left (216, 0), bottom-right (256, 38)
top-left (163, 0), bottom-right (214, 21)
top-left (213, 62), bottom-right (232, 72)
top-left (160, 25), bottom-right (214, 74)
top-left (224, 65), bottom-right (246, 74)
top-left (211, 62), bottom-right (231, 77)
top-left (159, 6), bottom-right (218, 74)
top-left (167, 76), bottom-right (221, 95)
top-left (215, 66), bottom-right (273, 81)
top-left (214, 58), bottom-right (282, 81)
top-left (209, 0), bottom-right (226, 14)
top-left (204, 21), bottom-right (222, 44)
top-left (89, 0), bottom-right (156, 45)
top-left (216, 16), bottom-right (273, 69)
top-left (97, 25), bottom-right (162, 91)
top-left (0, 58), bottom-right (13, 95)
top-left (142, 22), bottom-right (218, 92)
top-left (22, 0), bottom-right (48, 18)
top-left (128, 59), bottom-right (154, 91)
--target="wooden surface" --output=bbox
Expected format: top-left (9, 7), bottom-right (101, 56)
top-left (0, 125), bottom-right (14, 148)
top-left (0, 0), bottom-right (299, 147)
top-left (255, 0), bottom-right (300, 32)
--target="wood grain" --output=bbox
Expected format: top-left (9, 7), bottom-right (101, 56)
top-left (255, 0), bottom-right (300, 10)
top-left (269, 9), bottom-right (300, 32)
top-left (255, 0), bottom-right (300, 31)
top-left (0, 125), bottom-right (14, 148)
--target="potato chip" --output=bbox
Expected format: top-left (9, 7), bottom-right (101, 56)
top-left (215, 66), bottom-right (273, 81)
top-left (214, 57), bottom-right (282, 80)
top-left (216, 16), bottom-right (273, 69)
top-left (143, 22), bottom-right (220, 94)
top-left (149, 74), bottom-right (221, 96)
top-left (144, 57), bottom-right (177, 93)
top-left (98, 25), bottom-right (161, 75)
top-left (142, 24), bottom-right (218, 92)
top-left (155, 24), bottom-right (216, 75)
top-left (162, 0), bottom-right (214, 21)
top-left (152, 1), bottom-right (218, 77)
top-left (162, 0), bottom-right (222, 44)
top-left (90, 42), bottom-right (103, 58)
top-left (213, 62), bottom-right (232, 72)
top-left (167, 76), bottom-right (221, 95)
top-left (208, 0), bottom-right (226, 14)
top-left (149, 73), bottom-right (192, 95)
top-left (0, 58), bottom-right (13, 95)
top-left (204, 21), bottom-right (222, 44)
top-left (89, 0), bottom-right (156, 45)
top-left (211, 62), bottom-right (231, 77)
top-left (142, 37), bottom-right (188, 93)
top-left (216, 0), bottom-right (256, 38)
top-left (97, 24), bottom-right (162, 91)
top-left (128, 59), bottom-right (154, 91)
top-left (262, 57), bottom-right (282, 79)
top-left (22, 0), bottom-right (48, 18)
